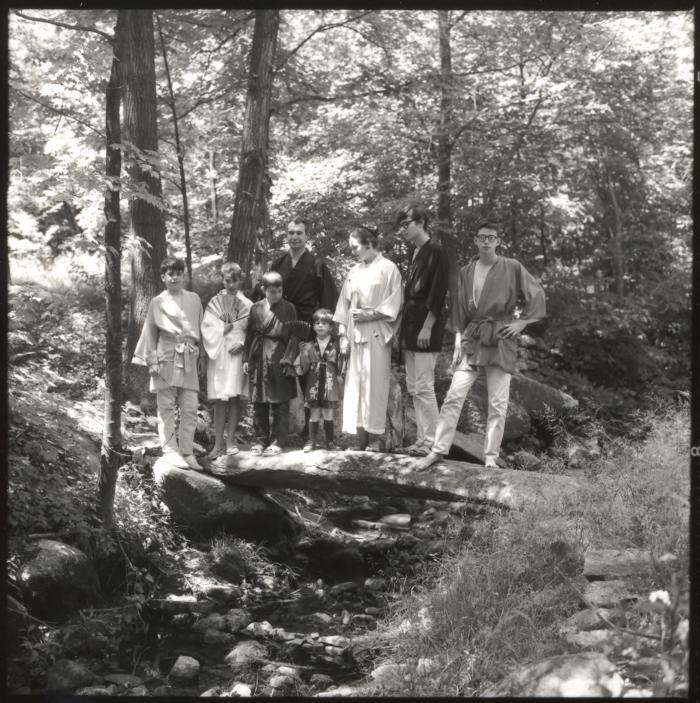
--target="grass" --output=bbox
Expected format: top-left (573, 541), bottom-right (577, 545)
top-left (367, 404), bottom-right (689, 696)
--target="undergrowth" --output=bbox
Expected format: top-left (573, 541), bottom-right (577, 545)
top-left (369, 404), bottom-right (689, 697)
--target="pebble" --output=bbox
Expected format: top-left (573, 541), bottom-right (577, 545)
top-left (341, 610), bottom-right (352, 626)
top-left (276, 665), bottom-right (302, 679)
top-left (230, 682), bottom-right (252, 697)
top-left (330, 581), bottom-right (358, 596)
top-left (225, 640), bottom-right (269, 670)
top-left (75, 686), bottom-right (116, 696)
top-left (309, 611), bottom-right (333, 625)
top-left (319, 635), bottom-right (350, 647)
top-left (379, 513), bottom-right (411, 527)
top-left (152, 685), bottom-right (175, 696)
top-left (352, 613), bottom-right (376, 626)
top-left (269, 675), bottom-right (296, 690)
top-left (310, 673), bottom-right (335, 687)
top-left (363, 577), bottom-right (386, 591)
top-left (128, 684), bottom-right (149, 696)
top-left (168, 655), bottom-right (200, 685)
top-left (103, 674), bottom-right (144, 687)
top-left (245, 620), bottom-right (273, 636)
top-left (200, 686), bottom-right (221, 697)
top-left (193, 613), bottom-right (227, 632)
top-left (364, 606), bottom-right (382, 616)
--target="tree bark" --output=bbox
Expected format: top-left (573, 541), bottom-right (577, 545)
top-left (156, 13), bottom-right (192, 288)
top-left (209, 149), bottom-right (218, 227)
top-left (98, 19), bottom-right (123, 530)
top-left (436, 11), bottom-right (459, 315)
top-left (226, 10), bottom-right (279, 282)
top-left (121, 10), bottom-right (168, 401)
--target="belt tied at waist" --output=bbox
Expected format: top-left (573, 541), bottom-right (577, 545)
top-left (462, 317), bottom-right (511, 352)
top-left (174, 341), bottom-right (198, 372)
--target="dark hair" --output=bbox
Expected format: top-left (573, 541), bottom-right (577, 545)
top-left (395, 202), bottom-right (429, 229)
top-left (350, 226), bottom-right (380, 249)
top-left (221, 262), bottom-right (242, 279)
top-left (288, 217), bottom-right (307, 232)
top-left (261, 271), bottom-right (283, 288)
top-left (475, 220), bottom-right (500, 236)
top-left (312, 308), bottom-right (334, 325)
top-left (160, 256), bottom-right (185, 274)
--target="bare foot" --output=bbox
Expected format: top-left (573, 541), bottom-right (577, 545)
top-left (414, 451), bottom-right (443, 471)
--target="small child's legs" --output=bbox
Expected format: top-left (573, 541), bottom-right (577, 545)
top-left (226, 397), bottom-right (245, 450)
top-left (306, 406), bottom-right (335, 450)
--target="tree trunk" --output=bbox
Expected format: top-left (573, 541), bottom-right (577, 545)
top-left (98, 21), bottom-right (123, 530)
top-left (156, 13), bottom-right (192, 288)
top-left (607, 174), bottom-right (625, 296)
top-left (436, 11), bottom-right (459, 314)
top-left (121, 10), bottom-right (168, 401)
top-left (539, 202), bottom-right (548, 268)
top-left (209, 149), bottom-right (218, 227)
top-left (226, 10), bottom-right (279, 283)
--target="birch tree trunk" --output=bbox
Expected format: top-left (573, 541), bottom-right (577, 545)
top-left (226, 10), bottom-right (279, 282)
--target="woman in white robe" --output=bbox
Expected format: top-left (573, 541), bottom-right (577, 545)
top-left (201, 263), bottom-right (252, 457)
top-left (333, 227), bottom-right (402, 451)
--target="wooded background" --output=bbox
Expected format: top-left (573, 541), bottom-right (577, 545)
top-left (9, 8), bottom-right (692, 409)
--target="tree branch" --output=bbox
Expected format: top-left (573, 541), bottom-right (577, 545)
top-left (274, 10), bottom-right (373, 72)
top-left (12, 10), bottom-right (113, 43)
top-left (11, 86), bottom-right (104, 138)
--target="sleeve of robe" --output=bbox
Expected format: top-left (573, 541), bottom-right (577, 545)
top-left (201, 300), bottom-right (225, 361)
top-left (332, 277), bottom-right (351, 329)
top-left (243, 303), bottom-right (258, 363)
top-left (517, 262), bottom-right (547, 323)
top-left (375, 261), bottom-right (403, 343)
top-left (132, 298), bottom-right (159, 367)
top-left (318, 259), bottom-right (339, 314)
top-left (448, 264), bottom-right (471, 334)
top-left (425, 244), bottom-right (449, 319)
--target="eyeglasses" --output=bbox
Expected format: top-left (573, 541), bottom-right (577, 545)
top-left (475, 234), bottom-right (498, 243)
top-left (397, 219), bottom-right (413, 231)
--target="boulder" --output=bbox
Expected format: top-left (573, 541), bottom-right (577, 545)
top-left (583, 548), bottom-right (658, 580)
top-left (18, 540), bottom-right (101, 619)
top-left (45, 659), bottom-right (99, 692)
top-left (152, 459), bottom-right (298, 543)
top-left (168, 655), bottom-right (200, 685)
top-left (225, 640), bottom-right (269, 670)
top-left (512, 450), bottom-right (541, 471)
top-left (481, 652), bottom-right (623, 697)
top-left (509, 373), bottom-right (578, 418)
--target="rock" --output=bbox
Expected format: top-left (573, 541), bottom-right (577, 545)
top-left (558, 608), bottom-right (620, 635)
top-left (371, 662), bottom-right (408, 689)
top-left (379, 513), bottom-right (411, 527)
top-left (269, 675), bottom-right (297, 690)
top-left (363, 577), bottom-right (386, 592)
top-left (481, 652), bottom-right (624, 697)
top-left (193, 613), bottom-right (227, 632)
top-left (230, 682), bottom-right (252, 697)
top-left (512, 450), bottom-right (541, 471)
top-left (519, 334), bottom-right (537, 348)
top-left (18, 539), bottom-right (102, 619)
top-left (330, 581), bottom-right (359, 596)
top-left (75, 686), bottom-right (116, 696)
top-left (584, 580), bottom-right (639, 608)
top-left (352, 613), bottom-right (376, 626)
top-left (203, 628), bottom-right (236, 646)
top-left (509, 373), bottom-right (578, 418)
top-left (319, 634), bottom-right (350, 648)
top-left (583, 548), bottom-right (656, 579)
top-left (168, 655), bottom-right (200, 685)
top-left (276, 665), bottom-right (302, 679)
top-left (225, 640), bottom-right (269, 670)
top-left (364, 607), bottom-right (382, 616)
top-left (448, 430), bottom-right (506, 467)
top-left (200, 686), bottom-right (223, 697)
top-left (128, 684), bottom-right (149, 696)
top-left (316, 684), bottom-right (368, 697)
top-left (209, 550), bottom-right (251, 584)
top-left (201, 583), bottom-right (241, 603)
top-left (308, 611), bottom-right (333, 626)
top-left (225, 608), bottom-right (252, 632)
top-left (152, 459), bottom-right (298, 542)
top-left (152, 685), bottom-right (175, 695)
top-left (45, 659), bottom-right (98, 692)
top-left (103, 673), bottom-right (144, 687)
top-left (564, 629), bottom-right (623, 649)
top-left (245, 620), bottom-right (273, 636)
top-left (310, 673), bottom-right (334, 687)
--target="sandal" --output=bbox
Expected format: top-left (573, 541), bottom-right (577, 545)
top-left (250, 444), bottom-right (264, 456)
top-left (262, 444), bottom-right (283, 457)
top-left (226, 446), bottom-right (240, 456)
top-left (394, 443), bottom-right (421, 455)
top-left (408, 445), bottom-right (430, 457)
top-left (303, 441), bottom-right (315, 453)
top-left (208, 446), bottom-right (225, 459)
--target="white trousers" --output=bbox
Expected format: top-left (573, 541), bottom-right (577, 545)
top-left (432, 361), bottom-right (511, 464)
top-left (156, 387), bottom-right (199, 455)
top-left (404, 351), bottom-right (440, 448)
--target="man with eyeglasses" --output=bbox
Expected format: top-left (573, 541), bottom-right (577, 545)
top-left (393, 203), bottom-right (449, 457)
top-left (415, 220), bottom-right (546, 469)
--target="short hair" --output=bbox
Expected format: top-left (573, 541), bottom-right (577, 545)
top-left (350, 226), bottom-right (380, 249)
top-left (160, 256), bottom-right (185, 274)
top-left (221, 262), bottom-right (243, 280)
top-left (312, 308), bottom-right (334, 325)
top-left (395, 202), bottom-right (429, 229)
top-left (475, 220), bottom-right (500, 236)
top-left (261, 271), bottom-right (283, 288)
top-left (288, 217), bottom-right (307, 232)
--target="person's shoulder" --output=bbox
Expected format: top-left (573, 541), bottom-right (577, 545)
top-left (238, 292), bottom-right (254, 307)
top-left (184, 289), bottom-right (203, 302)
top-left (271, 251), bottom-right (290, 269)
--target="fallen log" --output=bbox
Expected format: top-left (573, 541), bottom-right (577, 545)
top-left (200, 450), bottom-right (583, 510)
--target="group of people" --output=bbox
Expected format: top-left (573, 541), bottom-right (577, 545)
top-left (132, 203), bottom-right (546, 471)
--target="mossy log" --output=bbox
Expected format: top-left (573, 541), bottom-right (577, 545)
top-left (202, 450), bottom-right (582, 510)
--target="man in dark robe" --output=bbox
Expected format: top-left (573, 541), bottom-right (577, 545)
top-left (394, 203), bottom-right (449, 457)
top-left (270, 217), bottom-right (339, 437)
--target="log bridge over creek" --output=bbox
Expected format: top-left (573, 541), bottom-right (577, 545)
top-left (191, 448), bottom-right (582, 511)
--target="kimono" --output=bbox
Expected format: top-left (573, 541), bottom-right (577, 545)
top-left (450, 256), bottom-right (546, 374)
top-left (333, 253), bottom-right (403, 434)
top-left (132, 289), bottom-right (203, 392)
top-left (271, 249), bottom-right (339, 323)
top-left (400, 237), bottom-right (449, 352)
top-left (201, 290), bottom-right (253, 400)
top-left (244, 298), bottom-right (298, 403)
top-left (296, 337), bottom-right (344, 408)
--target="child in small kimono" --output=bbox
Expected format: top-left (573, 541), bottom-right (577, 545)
top-left (243, 271), bottom-right (298, 456)
top-left (132, 256), bottom-right (204, 470)
top-left (201, 262), bottom-right (253, 459)
top-left (296, 308), bottom-right (344, 452)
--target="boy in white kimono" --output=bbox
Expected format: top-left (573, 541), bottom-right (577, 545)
top-left (201, 262), bottom-right (252, 458)
top-left (416, 221), bottom-right (546, 469)
top-left (132, 256), bottom-right (204, 470)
